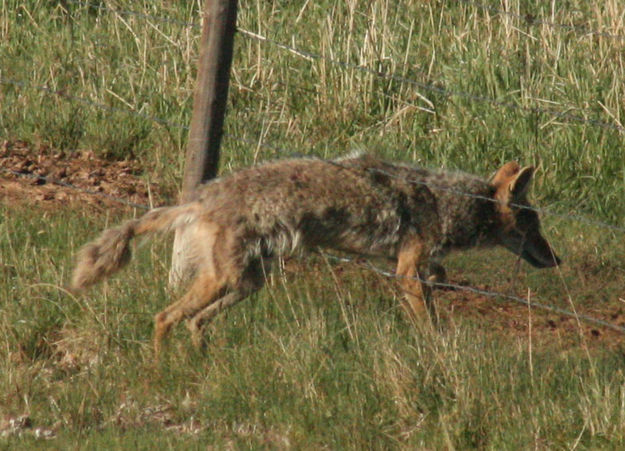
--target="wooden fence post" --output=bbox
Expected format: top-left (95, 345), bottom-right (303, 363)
top-left (169, 0), bottom-right (238, 286)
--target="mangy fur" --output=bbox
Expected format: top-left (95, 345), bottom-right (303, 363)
top-left (72, 154), bottom-right (500, 290)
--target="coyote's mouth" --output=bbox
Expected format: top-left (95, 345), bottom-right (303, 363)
top-left (521, 248), bottom-right (561, 268)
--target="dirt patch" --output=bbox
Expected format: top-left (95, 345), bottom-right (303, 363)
top-left (437, 285), bottom-right (625, 349)
top-left (0, 140), bottom-right (168, 210)
top-left (304, 258), bottom-right (625, 349)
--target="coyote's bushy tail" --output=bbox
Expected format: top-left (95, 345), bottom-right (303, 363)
top-left (70, 203), bottom-right (199, 291)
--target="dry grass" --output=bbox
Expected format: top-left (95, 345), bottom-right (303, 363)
top-left (2, 0), bottom-right (625, 448)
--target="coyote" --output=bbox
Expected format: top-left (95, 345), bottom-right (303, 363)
top-left (71, 154), bottom-right (560, 355)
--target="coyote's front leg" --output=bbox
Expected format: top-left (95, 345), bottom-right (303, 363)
top-left (395, 236), bottom-right (435, 323)
top-left (427, 261), bottom-right (447, 286)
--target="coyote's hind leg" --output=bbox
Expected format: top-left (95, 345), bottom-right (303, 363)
top-left (185, 257), bottom-right (269, 349)
top-left (153, 271), bottom-right (227, 358)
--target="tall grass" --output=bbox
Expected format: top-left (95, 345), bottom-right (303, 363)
top-left (1, 0), bottom-right (624, 219)
top-left (1, 206), bottom-right (625, 447)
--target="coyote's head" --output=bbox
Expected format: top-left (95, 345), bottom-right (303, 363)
top-left (490, 162), bottom-right (561, 268)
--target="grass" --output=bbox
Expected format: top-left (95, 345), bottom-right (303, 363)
top-left (2, 0), bottom-right (625, 448)
top-left (1, 0), bottom-right (624, 219)
top-left (1, 205), bottom-right (625, 448)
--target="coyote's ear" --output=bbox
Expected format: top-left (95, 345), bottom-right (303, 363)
top-left (490, 162), bottom-right (521, 189)
top-left (509, 166), bottom-right (534, 200)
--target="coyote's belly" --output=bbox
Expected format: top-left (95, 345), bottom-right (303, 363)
top-left (298, 204), bottom-right (404, 257)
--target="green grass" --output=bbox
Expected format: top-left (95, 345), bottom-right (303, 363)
top-left (1, 206), bottom-right (625, 448)
top-left (2, 0), bottom-right (625, 448)
top-left (1, 0), bottom-right (625, 219)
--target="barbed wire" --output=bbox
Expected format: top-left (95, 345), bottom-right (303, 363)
top-left (0, 74), bottom-right (310, 151)
top-left (57, 0), bottom-right (625, 129)
top-left (51, 0), bottom-right (625, 134)
top-left (1, 2), bottom-right (622, 352)
top-left (0, 77), bottom-right (188, 130)
top-left (0, 77), bottom-right (622, 235)
top-left (235, 30), bottom-right (625, 134)
top-left (3, 146), bottom-right (624, 335)
top-left (324, 159), bottom-right (625, 235)
top-left (459, 0), bottom-right (625, 40)
top-left (322, 253), bottom-right (625, 335)
top-left (3, 4), bottom-right (625, 236)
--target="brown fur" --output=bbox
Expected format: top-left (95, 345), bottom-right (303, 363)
top-left (70, 154), bottom-right (560, 357)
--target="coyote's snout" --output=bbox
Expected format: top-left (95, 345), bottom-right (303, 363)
top-left (70, 154), bottom-right (560, 356)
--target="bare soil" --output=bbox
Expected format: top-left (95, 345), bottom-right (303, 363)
top-left (0, 140), bottom-right (168, 210)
